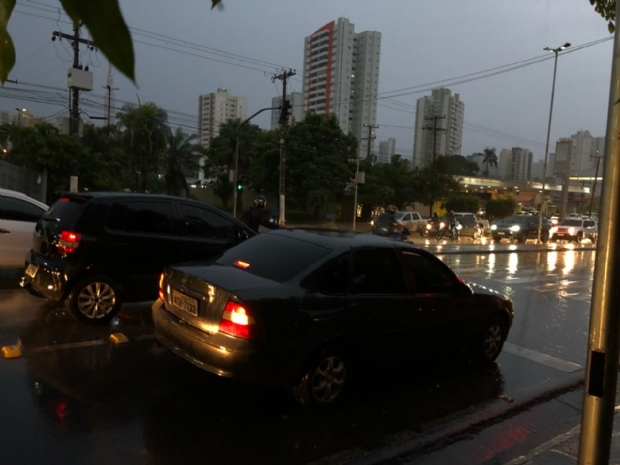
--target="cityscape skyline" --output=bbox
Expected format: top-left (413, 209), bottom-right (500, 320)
top-left (0, 1), bottom-right (612, 166)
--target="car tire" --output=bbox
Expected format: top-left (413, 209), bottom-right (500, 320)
top-left (576, 232), bottom-right (583, 243)
top-left (477, 316), bottom-right (507, 362)
top-left (293, 351), bottom-right (348, 408)
top-left (517, 234), bottom-right (526, 244)
top-left (541, 232), bottom-right (550, 244)
top-left (65, 275), bottom-right (123, 326)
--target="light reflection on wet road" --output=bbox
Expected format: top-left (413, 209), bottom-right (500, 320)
top-left (0, 250), bottom-right (596, 465)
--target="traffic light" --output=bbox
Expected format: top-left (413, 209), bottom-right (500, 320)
top-left (279, 99), bottom-right (292, 125)
top-left (237, 175), bottom-right (245, 191)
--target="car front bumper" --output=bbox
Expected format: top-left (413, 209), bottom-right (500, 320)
top-left (152, 299), bottom-right (294, 386)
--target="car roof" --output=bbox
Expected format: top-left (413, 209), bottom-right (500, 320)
top-left (0, 188), bottom-right (48, 209)
top-left (57, 191), bottom-right (185, 201)
top-left (268, 228), bottom-right (419, 251)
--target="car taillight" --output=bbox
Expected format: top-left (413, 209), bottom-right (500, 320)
top-left (158, 273), bottom-right (165, 301)
top-left (219, 301), bottom-right (262, 339)
top-left (57, 231), bottom-right (81, 254)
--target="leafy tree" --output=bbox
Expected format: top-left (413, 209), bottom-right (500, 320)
top-left (285, 113), bottom-right (357, 217)
top-left (486, 196), bottom-right (518, 220)
top-left (443, 194), bottom-right (480, 213)
top-left (164, 127), bottom-right (201, 197)
top-left (246, 129), bottom-right (280, 195)
top-left (213, 173), bottom-right (233, 207)
top-left (356, 158), bottom-right (396, 217)
top-left (444, 155), bottom-right (480, 176)
top-left (482, 147), bottom-right (498, 177)
top-left (589, 0), bottom-right (616, 33)
top-left (117, 103), bottom-right (169, 193)
top-left (411, 157), bottom-right (461, 216)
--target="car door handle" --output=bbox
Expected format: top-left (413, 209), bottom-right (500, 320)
top-left (0, 228), bottom-right (10, 234)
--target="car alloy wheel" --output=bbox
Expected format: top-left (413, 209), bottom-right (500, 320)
top-left (481, 317), bottom-right (506, 362)
top-left (66, 275), bottom-right (122, 325)
top-left (294, 353), bottom-right (347, 407)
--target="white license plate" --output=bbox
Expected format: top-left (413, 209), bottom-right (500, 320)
top-left (25, 264), bottom-right (38, 279)
top-left (172, 290), bottom-right (198, 316)
top-left (497, 232), bottom-right (505, 236)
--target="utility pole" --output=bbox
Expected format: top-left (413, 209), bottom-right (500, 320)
top-left (423, 115), bottom-right (446, 163)
top-left (588, 155), bottom-right (602, 218)
top-left (272, 69), bottom-right (296, 225)
top-left (353, 124), bottom-right (378, 230)
top-left (577, 0), bottom-right (620, 460)
top-left (52, 25), bottom-right (95, 192)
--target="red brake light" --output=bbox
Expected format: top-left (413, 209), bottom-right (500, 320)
top-left (60, 197), bottom-right (70, 202)
top-left (218, 301), bottom-right (261, 339)
top-left (57, 230), bottom-right (81, 254)
top-left (158, 273), bottom-right (165, 301)
top-left (233, 260), bottom-right (250, 269)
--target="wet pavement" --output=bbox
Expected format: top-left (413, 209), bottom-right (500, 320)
top-left (0, 250), bottom-right (596, 464)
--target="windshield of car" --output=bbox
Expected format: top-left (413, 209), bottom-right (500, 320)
top-left (560, 219), bottom-right (583, 226)
top-left (504, 216), bottom-right (533, 223)
top-left (217, 233), bottom-right (332, 283)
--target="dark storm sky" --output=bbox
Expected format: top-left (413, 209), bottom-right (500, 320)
top-left (5, 0), bottom-right (613, 161)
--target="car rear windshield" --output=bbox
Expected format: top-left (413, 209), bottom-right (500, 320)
top-left (560, 219), bottom-right (583, 226)
top-left (42, 196), bottom-right (88, 226)
top-left (217, 233), bottom-right (332, 283)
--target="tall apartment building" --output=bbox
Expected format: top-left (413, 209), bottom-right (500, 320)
top-left (498, 147), bottom-right (533, 180)
top-left (413, 88), bottom-right (464, 167)
top-left (197, 89), bottom-right (247, 182)
top-left (0, 111), bottom-right (11, 125)
top-left (553, 138), bottom-right (575, 180)
top-left (271, 92), bottom-right (305, 130)
top-left (570, 130), bottom-right (605, 172)
top-left (302, 17), bottom-right (381, 159)
top-left (378, 138), bottom-right (396, 163)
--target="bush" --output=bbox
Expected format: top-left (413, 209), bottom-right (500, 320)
top-left (486, 196), bottom-right (517, 220)
top-left (443, 194), bottom-right (480, 214)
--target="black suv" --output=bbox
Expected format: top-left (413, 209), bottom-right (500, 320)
top-left (21, 192), bottom-right (255, 325)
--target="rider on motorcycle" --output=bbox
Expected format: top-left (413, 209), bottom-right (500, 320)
top-left (242, 195), bottom-right (282, 234)
top-left (373, 205), bottom-right (403, 239)
top-left (445, 211), bottom-right (459, 238)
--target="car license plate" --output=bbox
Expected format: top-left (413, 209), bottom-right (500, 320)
top-left (25, 264), bottom-right (38, 279)
top-left (497, 232), bottom-right (505, 236)
top-left (557, 233), bottom-right (565, 237)
top-left (172, 290), bottom-right (198, 316)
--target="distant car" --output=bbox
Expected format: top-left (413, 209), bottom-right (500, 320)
top-left (0, 188), bottom-right (47, 267)
top-left (393, 211), bottom-right (428, 235)
top-left (550, 218), bottom-right (598, 243)
top-left (153, 229), bottom-right (514, 407)
top-left (21, 192), bottom-right (255, 325)
top-left (454, 213), bottom-right (486, 238)
top-left (491, 215), bottom-right (551, 243)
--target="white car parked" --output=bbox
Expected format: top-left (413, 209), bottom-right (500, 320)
top-left (0, 189), bottom-right (48, 267)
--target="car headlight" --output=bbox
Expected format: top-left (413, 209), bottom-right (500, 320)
top-left (550, 227), bottom-right (558, 234)
top-left (491, 224), bottom-right (497, 230)
top-left (552, 219), bottom-right (558, 225)
top-left (425, 223), bottom-right (432, 230)
top-left (568, 227), bottom-right (576, 235)
top-left (510, 225), bottom-right (521, 232)
top-left (439, 222), bottom-right (445, 229)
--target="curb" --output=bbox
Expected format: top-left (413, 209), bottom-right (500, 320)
top-left (337, 371), bottom-right (585, 465)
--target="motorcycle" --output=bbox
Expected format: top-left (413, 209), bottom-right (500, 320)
top-left (434, 220), bottom-right (462, 241)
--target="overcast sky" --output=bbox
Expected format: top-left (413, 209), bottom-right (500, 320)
top-left (5, 0), bottom-right (613, 162)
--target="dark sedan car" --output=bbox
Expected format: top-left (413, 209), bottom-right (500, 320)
top-left (153, 229), bottom-right (514, 407)
top-left (491, 215), bottom-right (550, 243)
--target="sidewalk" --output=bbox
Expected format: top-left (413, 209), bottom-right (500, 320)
top-left (504, 394), bottom-right (620, 465)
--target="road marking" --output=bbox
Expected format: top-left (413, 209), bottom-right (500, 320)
top-left (503, 342), bottom-right (583, 373)
top-left (30, 340), bottom-right (107, 353)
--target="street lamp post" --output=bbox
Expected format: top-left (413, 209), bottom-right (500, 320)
top-left (15, 108), bottom-right (25, 126)
top-left (537, 43), bottom-right (571, 244)
top-left (232, 106), bottom-right (280, 219)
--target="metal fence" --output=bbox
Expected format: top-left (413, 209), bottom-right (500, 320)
top-left (0, 159), bottom-right (47, 203)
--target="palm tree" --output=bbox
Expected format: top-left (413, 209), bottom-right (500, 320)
top-left (117, 103), bottom-right (169, 192)
top-left (164, 127), bottom-right (201, 197)
top-left (482, 147), bottom-right (498, 177)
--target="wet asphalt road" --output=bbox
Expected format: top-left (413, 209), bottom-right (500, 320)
top-left (0, 249), bottom-right (595, 465)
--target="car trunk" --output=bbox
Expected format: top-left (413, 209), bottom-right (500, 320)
top-left (164, 263), bottom-right (277, 334)
top-left (33, 194), bottom-right (90, 258)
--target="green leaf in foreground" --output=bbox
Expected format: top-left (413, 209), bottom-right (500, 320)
top-left (0, 0), bottom-right (16, 84)
top-left (61, 0), bottom-right (135, 82)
